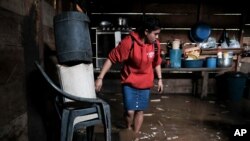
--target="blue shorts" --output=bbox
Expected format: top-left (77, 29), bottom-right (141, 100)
top-left (122, 85), bottom-right (150, 110)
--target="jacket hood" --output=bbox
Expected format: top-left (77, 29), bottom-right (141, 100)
top-left (129, 31), bottom-right (160, 46)
top-left (129, 31), bottom-right (144, 46)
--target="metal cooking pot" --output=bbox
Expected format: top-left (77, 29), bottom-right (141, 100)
top-left (118, 17), bottom-right (127, 26)
top-left (217, 57), bottom-right (233, 68)
top-left (190, 22), bottom-right (211, 43)
top-left (99, 21), bottom-right (112, 27)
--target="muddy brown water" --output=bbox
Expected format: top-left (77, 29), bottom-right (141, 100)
top-left (81, 93), bottom-right (250, 141)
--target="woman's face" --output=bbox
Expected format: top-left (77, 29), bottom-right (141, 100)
top-left (145, 29), bottom-right (161, 44)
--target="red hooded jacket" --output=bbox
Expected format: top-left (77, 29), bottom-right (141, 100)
top-left (108, 31), bottom-right (162, 89)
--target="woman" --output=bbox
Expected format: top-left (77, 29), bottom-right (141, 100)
top-left (95, 16), bottom-right (163, 140)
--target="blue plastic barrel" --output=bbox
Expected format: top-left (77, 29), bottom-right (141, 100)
top-left (54, 12), bottom-right (92, 64)
top-left (227, 72), bottom-right (247, 101)
top-left (216, 71), bottom-right (247, 101)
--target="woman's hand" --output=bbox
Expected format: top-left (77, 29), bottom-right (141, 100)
top-left (157, 79), bottom-right (164, 94)
top-left (95, 78), bottom-right (103, 92)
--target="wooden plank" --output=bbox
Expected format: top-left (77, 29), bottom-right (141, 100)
top-left (161, 67), bottom-right (232, 72)
top-left (201, 48), bottom-right (243, 55)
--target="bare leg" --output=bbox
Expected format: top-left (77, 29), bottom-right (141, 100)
top-left (133, 110), bottom-right (144, 134)
top-left (125, 110), bottom-right (134, 130)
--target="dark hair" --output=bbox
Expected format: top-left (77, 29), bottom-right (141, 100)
top-left (136, 16), bottom-right (161, 36)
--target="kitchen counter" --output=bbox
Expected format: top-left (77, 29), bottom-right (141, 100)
top-left (95, 67), bottom-right (233, 99)
top-left (161, 67), bottom-right (233, 99)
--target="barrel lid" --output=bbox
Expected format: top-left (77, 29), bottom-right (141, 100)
top-left (224, 71), bottom-right (247, 78)
top-left (54, 11), bottom-right (90, 23)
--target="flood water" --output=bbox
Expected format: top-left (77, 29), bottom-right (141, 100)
top-left (93, 93), bottom-right (250, 141)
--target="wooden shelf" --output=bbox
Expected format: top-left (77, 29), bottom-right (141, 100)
top-left (201, 48), bottom-right (243, 55)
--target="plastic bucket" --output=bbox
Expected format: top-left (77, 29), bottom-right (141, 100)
top-left (206, 57), bottom-right (217, 68)
top-left (169, 49), bottom-right (182, 68)
top-left (54, 12), bottom-right (92, 64)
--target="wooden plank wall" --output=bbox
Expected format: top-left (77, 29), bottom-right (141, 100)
top-left (89, 0), bottom-right (250, 45)
top-left (88, 0), bottom-right (250, 95)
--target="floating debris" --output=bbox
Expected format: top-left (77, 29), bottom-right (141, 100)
top-left (152, 132), bottom-right (157, 136)
top-left (139, 132), bottom-right (154, 140)
top-left (144, 113), bottom-right (154, 116)
top-left (140, 135), bottom-right (150, 140)
top-left (163, 130), bottom-right (167, 136)
top-left (221, 111), bottom-right (229, 114)
top-left (172, 136), bottom-right (178, 139)
top-left (210, 134), bottom-right (214, 137)
top-left (208, 101), bottom-right (215, 104)
top-left (151, 99), bottom-right (161, 102)
top-left (150, 127), bottom-right (157, 130)
top-left (216, 135), bottom-right (221, 140)
top-left (220, 104), bottom-right (226, 108)
top-left (158, 120), bottom-right (163, 126)
top-left (167, 136), bottom-right (179, 140)
top-left (110, 98), bottom-right (117, 101)
top-left (161, 96), bottom-right (169, 99)
top-left (156, 107), bottom-right (165, 111)
top-left (162, 115), bottom-right (171, 119)
top-left (185, 100), bottom-right (190, 103)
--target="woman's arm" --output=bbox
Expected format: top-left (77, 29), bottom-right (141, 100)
top-left (95, 59), bottom-right (113, 92)
top-left (155, 64), bottom-right (163, 93)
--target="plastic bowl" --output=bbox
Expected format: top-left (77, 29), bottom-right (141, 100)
top-left (183, 59), bottom-right (204, 68)
top-left (190, 22), bottom-right (211, 43)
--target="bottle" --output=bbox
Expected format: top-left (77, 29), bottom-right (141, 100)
top-left (217, 46), bottom-right (223, 59)
top-left (165, 40), bottom-right (172, 57)
top-left (172, 39), bottom-right (180, 49)
top-left (160, 49), bottom-right (166, 68)
top-left (218, 29), bottom-right (230, 47)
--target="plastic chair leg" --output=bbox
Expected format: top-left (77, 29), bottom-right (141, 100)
top-left (102, 103), bottom-right (112, 141)
top-left (86, 126), bottom-right (94, 141)
top-left (61, 110), bottom-right (70, 141)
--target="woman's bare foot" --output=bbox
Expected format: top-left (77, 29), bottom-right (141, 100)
top-left (133, 132), bottom-right (140, 141)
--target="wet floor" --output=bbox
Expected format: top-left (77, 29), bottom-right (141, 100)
top-left (94, 93), bottom-right (250, 141)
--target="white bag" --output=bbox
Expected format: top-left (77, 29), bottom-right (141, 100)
top-left (57, 63), bottom-right (96, 102)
